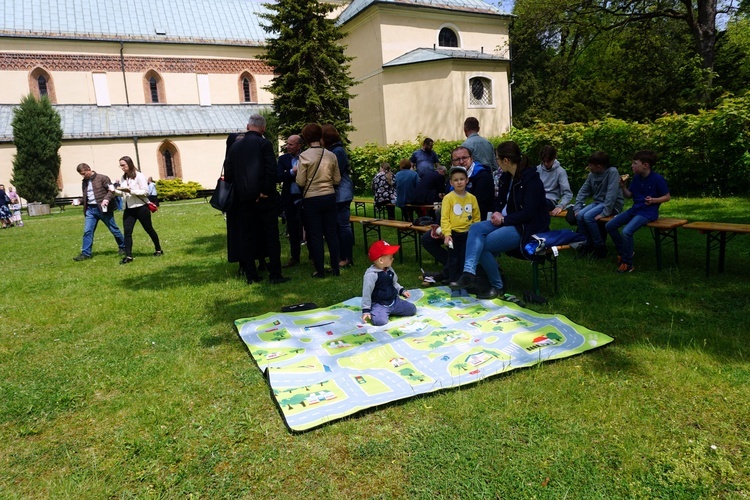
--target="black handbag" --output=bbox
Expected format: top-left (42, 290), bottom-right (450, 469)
top-left (210, 167), bottom-right (234, 212)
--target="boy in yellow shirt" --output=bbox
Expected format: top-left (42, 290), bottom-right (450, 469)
top-left (437, 167), bottom-right (480, 287)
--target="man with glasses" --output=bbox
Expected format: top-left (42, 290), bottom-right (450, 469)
top-left (73, 163), bottom-right (126, 261)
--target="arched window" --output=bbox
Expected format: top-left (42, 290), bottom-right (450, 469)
top-left (28, 68), bottom-right (56, 103)
top-left (149, 77), bottom-right (159, 103)
top-left (38, 75), bottom-right (48, 96)
top-left (157, 141), bottom-right (181, 179)
top-left (438, 27), bottom-right (458, 48)
top-left (468, 77), bottom-right (493, 107)
top-left (143, 70), bottom-right (166, 104)
top-left (238, 72), bottom-right (257, 103)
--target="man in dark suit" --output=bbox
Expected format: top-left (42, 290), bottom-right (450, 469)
top-left (224, 114), bottom-right (289, 284)
top-left (277, 134), bottom-right (305, 268)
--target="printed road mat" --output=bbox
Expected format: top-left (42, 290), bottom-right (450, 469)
top-left (236, 287), bottom-right (613, 432)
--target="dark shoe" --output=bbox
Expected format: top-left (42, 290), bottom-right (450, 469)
top-left (118, 248), bottom-right (127, 256)
top-left (449, 272), bottom-right (476, 290)
top-left (617, 263), bottom-right (635, 273)
top-left (153, 250), bottom-right (163, 256)
top-left (73, 254), bottom-right (92, 261)
top-left (120, 256), bottom-right (133, 265)
top-left (476, 287), bottom-right (503, 299)
top-left (269, 275), bottom-right (291, 284)
top-left (311, 272), bottom-right (325, 279)
top-left (593, 246), bottom-right (608, 259)
top-left (246, 274), bottom-right (262, 284)
top-left (282, 259), bottom-right (299, 268)
top-left (575, 244), bottom-right (594, 259)
top-left (257, 259), bottom-right (268, 272)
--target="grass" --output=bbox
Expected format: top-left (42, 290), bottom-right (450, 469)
top-left (1, 197), bottom-right (749, 498)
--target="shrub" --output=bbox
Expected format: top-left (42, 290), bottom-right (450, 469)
top-left (156, 178), bottom-right (203, 201)
top-left (347, 93), bottom-right (750, 197)
top-left (10, 95), bottom-right (63, 204)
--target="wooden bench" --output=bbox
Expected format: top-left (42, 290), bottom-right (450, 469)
top-left (554, 210), bottom-right (687, 270)
top-left (196, 189), bottom-right (215, 202)
top-left (682, 221), bottom-right (750, 276)
top-left (349, 216), bottom-right (423, 264)
top-left (53, 197), bottom-right (80, 212)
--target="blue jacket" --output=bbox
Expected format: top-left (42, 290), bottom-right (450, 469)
top-left (495, 167), bottom-right (550, 255)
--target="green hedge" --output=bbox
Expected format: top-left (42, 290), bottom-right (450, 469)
top-left (348, 94), bottom-right (750, 196)
top-left (155, 178), bottom-right (203, 201)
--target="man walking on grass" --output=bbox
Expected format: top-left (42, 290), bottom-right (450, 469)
top-left (73, 163), bottom-right (126, 261)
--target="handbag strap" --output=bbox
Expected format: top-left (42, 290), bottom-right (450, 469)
top-left (302, 149), bottom-right (325, 199)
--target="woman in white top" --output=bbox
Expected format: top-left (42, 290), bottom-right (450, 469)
top-left (116, 156), bottom-right (162, 264)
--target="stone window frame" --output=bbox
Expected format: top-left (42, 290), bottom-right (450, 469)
top-left (143, 69), bottom-right (166, 104)
top-left (157, 140), bottom-right (181, 179)
top-left (238, 71), bottom-right (257, 103)
top-left (29, 67), bottom-right (57, 103)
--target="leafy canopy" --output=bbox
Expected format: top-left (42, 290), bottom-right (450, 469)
top-left (260, 0), bottom-right (357, 140)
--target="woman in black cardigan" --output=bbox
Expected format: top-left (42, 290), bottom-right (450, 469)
top-left (450, 141), bottom-right (550, 298)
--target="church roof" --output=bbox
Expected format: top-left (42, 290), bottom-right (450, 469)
top-left (383, 47), bottom-right (508, 67)
top-left (0, 104), bottom-right (271, 143)
top-left (0, 0), bottom-right (270, 46)
top-left (337, 0), bottom-right (509, 26)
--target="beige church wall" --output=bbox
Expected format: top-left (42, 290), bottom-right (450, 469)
top-left (162, 73), bottom-right (200, 104)
top-left (340, 11), bottom-right (384, 78)
top-left (48, 72), bottom-right (98, 104)
top-left (378, 60), bottom-right (510, 145)
top-left (1, 70), bottom-right (36, 104)
top-left (347, 75), bottom-right (387, 147)
top-left (51, 136), bottom-right (231, 197)
top-left (207, 73), bottom-right (274, 105)
top-left (375, 9), bottom-right (509, 66)
top-left (0, 145), bottom-right (17, 192)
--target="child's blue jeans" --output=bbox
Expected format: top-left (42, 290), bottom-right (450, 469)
top-left (576, 203), bottom-right (607, 247)
top-left (605, 211), bottom-right (651, 265)
top-left (370, 296), bottom-right (417, 326)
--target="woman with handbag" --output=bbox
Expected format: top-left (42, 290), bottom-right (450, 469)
top-left (115, 156), bottom-right (163, 264)
top-left (296, 123), bottom-right (341, 278)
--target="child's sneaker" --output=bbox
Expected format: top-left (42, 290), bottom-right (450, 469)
top-left (616, 262), bottom-right (634, 273)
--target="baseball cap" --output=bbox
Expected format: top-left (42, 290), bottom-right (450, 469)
top-left (368, 240), bottom-right (400, 261)
top-left (448, 166), bottom-right (468, 177)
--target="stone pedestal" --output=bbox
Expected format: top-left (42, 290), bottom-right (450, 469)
top-left (27, 203), bottom-right (51, 216)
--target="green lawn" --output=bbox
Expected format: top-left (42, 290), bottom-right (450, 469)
top-left (1, 198), bottom-right (748, 498)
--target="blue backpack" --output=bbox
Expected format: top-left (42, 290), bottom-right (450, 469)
top-left (524, 229), bottom-right (586, 255)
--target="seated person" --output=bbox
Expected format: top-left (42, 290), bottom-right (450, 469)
top-left (394, 158), bottom-right (419, 221)
top-left (450, 141), bottom-right (549, 299)
top-left (572, 151), bottom-right (624, 258)
top-left (361, 240), bottom-right (417, 326)
top-left (411, 165), bottom-right (447, 217)
top-left (536, 145), bottom-right (573, 216)
top-left (450, 146), bottom-right (494, 221)
top-left (421, 167), bottom-right (480, 286)
top-left (606, 150), bottom-right (670, 273)
top-left (372, 162), bottom-right (396, 219)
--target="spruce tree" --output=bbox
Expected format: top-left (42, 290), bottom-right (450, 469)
top-left (260, 0), bottom-right (357, 140)
top-left (11, 94), bottom-right (63, 204)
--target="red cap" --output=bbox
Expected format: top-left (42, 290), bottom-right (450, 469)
top-left (368, 240), bottom-right (400, 261)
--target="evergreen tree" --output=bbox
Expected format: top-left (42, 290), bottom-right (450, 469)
top-left (11, 95), bottom-right (63, 204)
top-left (260, 0), bottom-right (357, 140)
